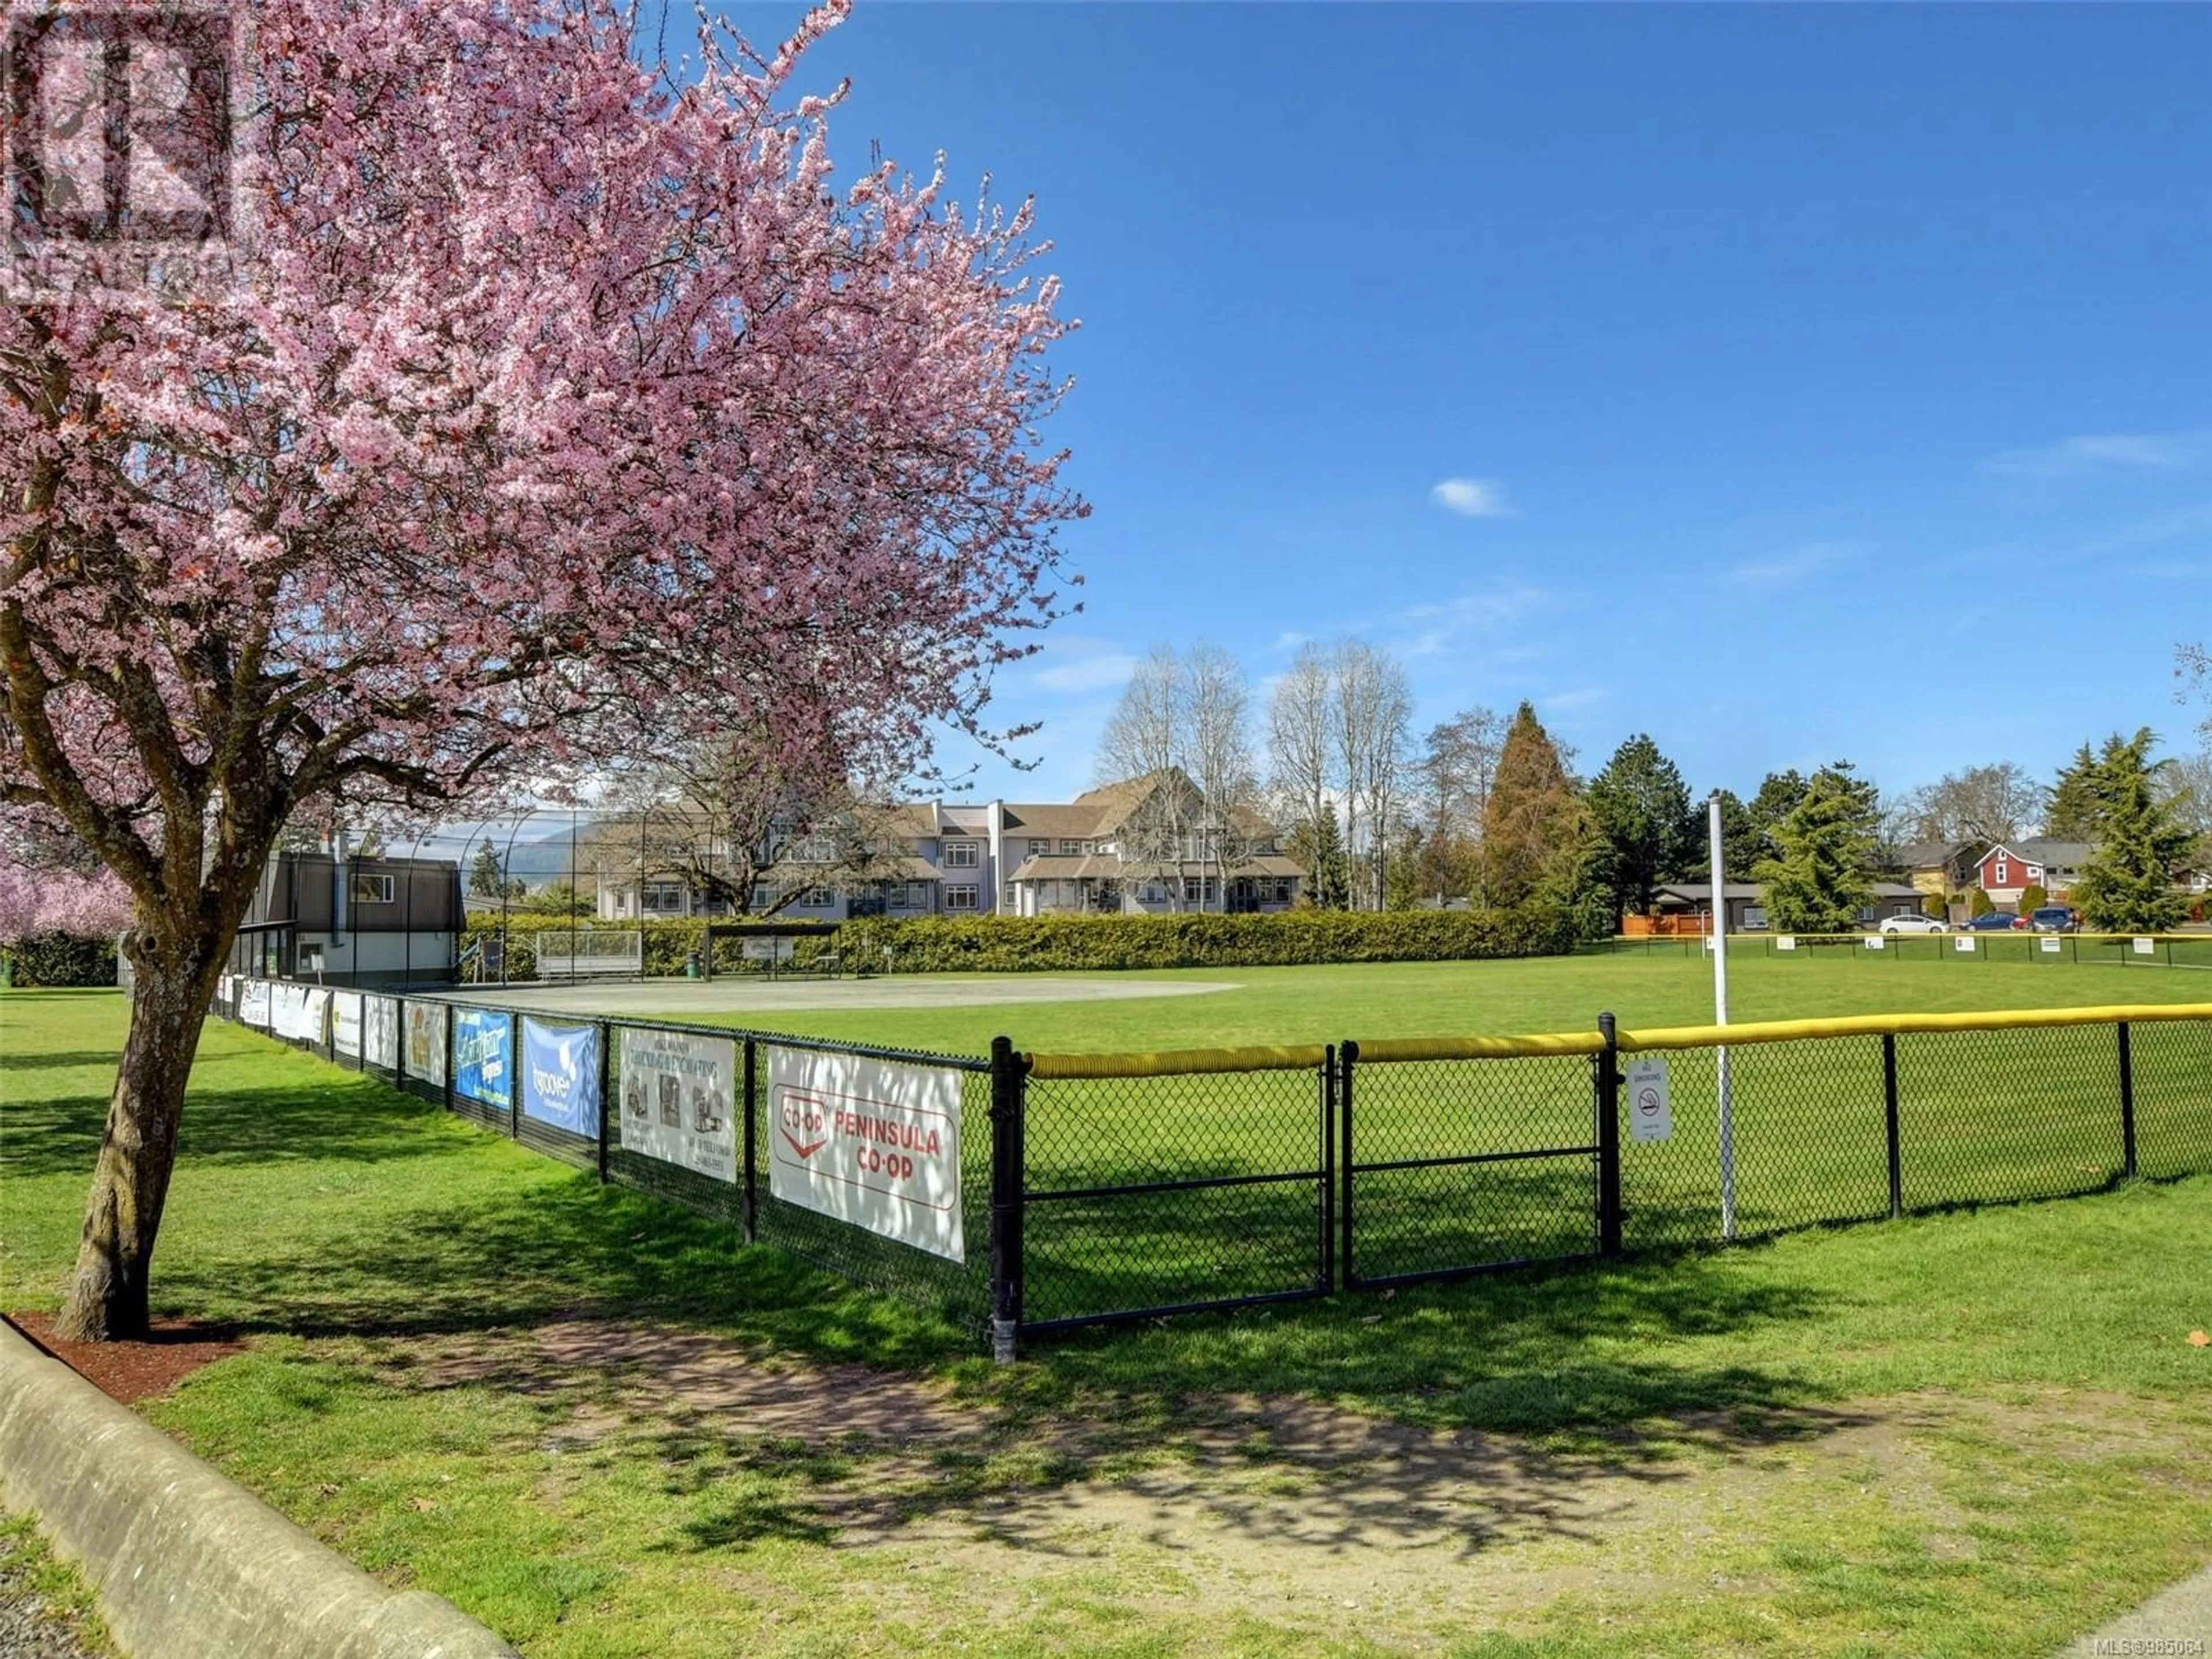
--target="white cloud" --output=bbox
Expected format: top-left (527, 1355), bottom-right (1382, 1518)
top-left (1271, 630), bottom-right (1311, 653)
top-left (1430, 478), bottom-right (1514, 518)
top-left (1031, 649), bottom-right (1138, 695)
top-left (1986, 430), bottom-right (2212, 479)
top-left (1543, 687), bottom-right (1604, 712)
top-left (1728, 542), bottom-right (1853, 588)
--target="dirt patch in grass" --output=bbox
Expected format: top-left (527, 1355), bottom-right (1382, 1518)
top-left (7, 1313), bottom-right (246, 1405)
top-left (378, 1317), bottom-right (2135, 1633)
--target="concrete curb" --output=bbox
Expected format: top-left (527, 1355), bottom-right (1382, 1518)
top-left (0, 1320), bottom-right (520, 1659)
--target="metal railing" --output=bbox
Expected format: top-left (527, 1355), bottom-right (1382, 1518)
top-left (208, 976), bottom-right (2212, 1359)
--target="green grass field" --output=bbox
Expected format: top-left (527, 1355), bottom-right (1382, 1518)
top-left (5, 963), bottom-right (2212, 1657)
top-left (650, 946), bottom-right (2212, 1054)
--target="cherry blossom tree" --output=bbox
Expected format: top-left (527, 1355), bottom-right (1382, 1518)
top-left (0, 0), bottom-right (1085, 1338)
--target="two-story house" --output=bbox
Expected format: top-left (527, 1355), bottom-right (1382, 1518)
top-left (593, 772), bottom-right (1305, 922)
top-left (1973, 839), bottom-right (2093, 911)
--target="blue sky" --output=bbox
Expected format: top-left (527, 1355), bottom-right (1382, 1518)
top-left (720, 1), bottom-right (2212, 808)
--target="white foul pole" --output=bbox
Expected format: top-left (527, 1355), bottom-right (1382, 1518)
top-left (1709, 794), bottom-right (1737, 1240)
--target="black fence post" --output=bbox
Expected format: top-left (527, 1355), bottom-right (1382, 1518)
top-left (509, 1010), bottom-right (522, 1138)
top-left (1318, 1046), bottom-right (1336, 1296)
top-left (1338, 1039), bottom-right (1359, 1287)
top-left (1595, 1013), bottom-right (1622, 1255)
top-left (394, 995), bottom-right (408, 1089)
top-left (596, 1021), bottom-right (612, 1184)
top-left (741, 1036), bottom-right (759, 1244)
top-left (988, 1035), bottom-right (1026, 1365)
top-left (2118, 1021), bottom-right (2137, 1180)
top-left (1883, 1033), bottom-right (1903, 1220)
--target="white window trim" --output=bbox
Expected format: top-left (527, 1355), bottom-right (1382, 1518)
top-left (944, 842), bottom-right (980, 868)
top-left (944, 883), bottom-right (980, 911)
top-left (351, 873), bottom-right (396, 904)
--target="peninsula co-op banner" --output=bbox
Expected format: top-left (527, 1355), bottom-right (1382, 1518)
top-left (521, 1018), bottom-right (601, 1138)
top-left (619, 1029), bottom-right (737, 1181)
top-left (767, 1048), bottom-right (965, 1263)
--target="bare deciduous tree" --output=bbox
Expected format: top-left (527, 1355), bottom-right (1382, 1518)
top-left (1099, 646), bottom-right (1195, 906)
top-left (1900, 762), bottom-right (2047, 847)
top-left (1332, 641), bottom-right (1413, 911)
top-left (1183, 642), bottom-right (1259, 903)
top-left (1267, 643), bottom-right (1338, 893)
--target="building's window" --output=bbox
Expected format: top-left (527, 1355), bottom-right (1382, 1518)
top-left (944, 841), bottom-right (980, 868)
top-left (1994, 859), bottom-right (2009, 885)
top-left (642, 881), bottom-right (686, 914)
top-left (2026, 865), bottom-right (2042, 881)
top-left (350, 873), bottom-right (396, 905)
top-left (945, 884), bottom-right (980, 911)
top-left (749, 881), bottom-right (774, 910)
top-left (1139, 881), bottom-right (1166, 903)
top-left (1742, 906), bottom-right (1768, 929)
top-left (790, 834), bottom-right (838, 863)
top-left (794, 887), bottom-right (832, 908)
top-left (1028, 838), bottom-right (1050, 858)
top-left (1002, 884), bottom-right (1017, 910)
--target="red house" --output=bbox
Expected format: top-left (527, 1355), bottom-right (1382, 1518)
top-left (1974, 839), bottom-right (2093, 910)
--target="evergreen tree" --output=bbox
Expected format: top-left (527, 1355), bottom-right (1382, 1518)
top-left (468, 837), bottom-right (504, 898)
top-left (2072, 762), bottom-right (2193, 932)
top-left (1585, 734), bottom-right (1698, 917)
top-left (1287, 809), bottom-right (1351, 910)
top-left (2048, 729), bottom-right (2157, 840)
top-left (1753, 762), bottom-right (1878, 933)
top-left (1685, 788), bottom-right (1766, 882)
top-left (1481, 702), bottom-right (1581, 907)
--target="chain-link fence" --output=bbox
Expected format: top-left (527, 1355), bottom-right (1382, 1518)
top-left (1596, 930), bottom-right (2212, 971)
top-left (210, 974), bottom-right (2212, 1357)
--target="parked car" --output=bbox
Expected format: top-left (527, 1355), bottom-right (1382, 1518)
top-left (1878, 914), bottom-right (1948, 935)
top-left (1964, 910), bottom-right (2025, 931)
top-left (2028, 906), bottom-right (2080, 933)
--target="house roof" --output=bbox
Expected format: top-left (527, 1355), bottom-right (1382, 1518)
top-left (1978, 839), bottom-right (2094, 868)
top-left (1658, 880), bottom-right (1921, 904)
top-left (1895, 839), bottom-right (1975, 869)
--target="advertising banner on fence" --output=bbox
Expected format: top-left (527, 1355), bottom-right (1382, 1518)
top-left (521, 1018), bottom-right (601, 1138)
top-left (239, 979), bottom-right (271, 1029)
top-left (363, 995), bottom-right (399, 1071)
top-left (1626, 1056), bottom-right (1674, 1143)
top-left (454, 1009), bottom-right (512, 1108)
top-left (619, 1029), bottom-right (737, 1181)
top-left (1956, 935), bottom-right (1976, 953)
top-left (2135, 937), bottom-right (2157, 956)
top-left (270, 984), bottom-right (329, 1045)
top-left (331, 993), bottom-right (363, 1059)
top-left (767, 1048), bottom-right (964, 1263)
top-left (404, 1002), bottom-right (448, 1088)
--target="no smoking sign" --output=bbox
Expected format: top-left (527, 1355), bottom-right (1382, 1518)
top-left (1626, 1056), bottom-right (1674, 1143)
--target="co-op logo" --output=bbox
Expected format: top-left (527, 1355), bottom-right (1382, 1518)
top-left (779, 1092), bottom-right (828, 1160)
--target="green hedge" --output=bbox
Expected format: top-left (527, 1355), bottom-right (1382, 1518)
top-left (462, 905), bottom-right (1574, 978)
top-left (1, 933), bottom-right (118, 987)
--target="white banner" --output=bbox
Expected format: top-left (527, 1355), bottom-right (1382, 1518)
top-left (1863, 935), bottom-right (1885, 950)
top-left (2040, 937), bottom-right (2062, 954)
top-left (619, 1029), bottom-right (738, 1181)
top-left (768, 1048), bottom-right (964, 1263)
top-left (270, 984), bottom-right (329, 1044)
top-left (363, 996), bottom-right (400, 1070)
top-left (1775, 935), bottom-right (1797, 952)
top-left (404, 1002), bottom-right (448, 1088)
top-left (1955, 935), bottom-right (1977, 953)
top-left (1626, 1056), bottom-right (1673, 1143)
top-left (331, 993), bottom-right (364, 1059)
top-left (2134, 937), bottom-right (2156, 956)
top-left (238, 979), bottom-right (271, 1028)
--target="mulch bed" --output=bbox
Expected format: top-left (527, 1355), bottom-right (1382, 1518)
top-left (6, 1314), bottom-right (247, 1406)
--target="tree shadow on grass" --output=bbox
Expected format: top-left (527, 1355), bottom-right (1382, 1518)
top-left (2, 1047), bottom-right (495, 1179)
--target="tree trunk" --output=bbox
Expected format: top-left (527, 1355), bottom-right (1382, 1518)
top-left (52, 932), bottom-right (224, 1342)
